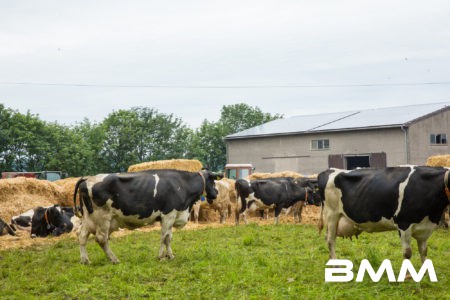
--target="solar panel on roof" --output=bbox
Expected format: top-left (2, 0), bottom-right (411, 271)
top-left (226, 102), bottom-right (450, 139)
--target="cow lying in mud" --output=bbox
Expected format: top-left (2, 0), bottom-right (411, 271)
top-left (73, 169), bottom-right (220, 264)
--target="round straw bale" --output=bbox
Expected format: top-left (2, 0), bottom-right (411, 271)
top-left (426, 154), bottom-right (450, 167)
top-left (128, 159), bottom-right (203, 172)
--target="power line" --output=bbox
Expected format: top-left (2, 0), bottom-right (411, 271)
top-left (1, 81), bottom-right (450, 89)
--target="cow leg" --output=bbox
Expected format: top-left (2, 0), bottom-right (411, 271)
top-left (274, 206), bottom-right (283, 225)
top-left (159, 211), bottom-right (176, 260)
top-left (192, 202), bottom-right (200, 224)
top-left (399, 229), bottom-right (412, 260)
top-left (258, 210), bottom-right (264, 219)
top-left (78, 222), bottom-right (91, 265)
top-left (95, 221), bottom-right (119, 264)
top-left (220, 209), bottom-right (227, 224)
top-left (235, 199), bottom-right (241, 225)
top-left (416, 238), bottom-right (428, 263)
top-left (413, 228), bottom-right (434, 263)
top-left (235, 205), bottom-right (247, 225)
top-left (294, 201), bottom-right (305, 223)
top-left (325, 212), bottom-right (339, 259)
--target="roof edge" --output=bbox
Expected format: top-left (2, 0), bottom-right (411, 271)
top-left (225, 124), bottom-right (404, 140)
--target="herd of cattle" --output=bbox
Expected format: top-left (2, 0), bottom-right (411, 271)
top-left (0, 166), bottom-right (449, 265)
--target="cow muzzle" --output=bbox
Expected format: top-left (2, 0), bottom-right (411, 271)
top-left (206, 188), bottom-right (218, 204)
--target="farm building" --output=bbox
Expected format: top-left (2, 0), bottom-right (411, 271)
top-left (225, 102), bottom-right (450, 174)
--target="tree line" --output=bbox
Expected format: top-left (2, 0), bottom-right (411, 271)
top-left (0, 103), bottom-right (282, 176)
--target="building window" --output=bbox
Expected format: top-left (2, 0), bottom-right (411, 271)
top-left (430, 133), bottom-right (447, 145)
top-left (311, 139), bottom-right (330, 150)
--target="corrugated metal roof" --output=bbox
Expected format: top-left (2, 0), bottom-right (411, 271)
top-left (226, 102), bottom-right (450, 139)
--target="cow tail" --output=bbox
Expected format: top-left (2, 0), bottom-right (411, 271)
top-left (73, 177), bottom-right (87, 218)
top-left (318, 201), bottom-right (324, 235)
top-left (235, 183), bottom-right (246, 214)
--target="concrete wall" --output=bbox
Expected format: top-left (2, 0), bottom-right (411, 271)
top-left (408, 109), bottom-right (450, 164)
top-left (227, 128), bottom-right (406, 175)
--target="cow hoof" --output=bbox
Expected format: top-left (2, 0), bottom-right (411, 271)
top-left (111, 259), bottom-right (120, 264)
top-left (80, 258), bottom-right (90, 265)
top-left (159, 254), bottom-right (175, 261)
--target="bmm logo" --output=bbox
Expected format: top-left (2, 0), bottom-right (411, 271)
top-left (325, 259), bottom-right (438, 282)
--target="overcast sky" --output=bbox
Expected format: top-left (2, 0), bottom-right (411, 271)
top-left (1, 1), bottom-right (450, 128)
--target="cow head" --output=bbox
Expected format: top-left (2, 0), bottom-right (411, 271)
top-left (294, 178), bottom-right (323, 206)
top-left (307, 185), bottom-right (323, 206)
top-left (201, 170), bottom-right (222, 204)
top-left (31, 205), bottom-right (73, 237)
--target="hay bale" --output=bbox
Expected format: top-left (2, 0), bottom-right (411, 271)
top-left (128, 159), bottom-right (203, 172)
top-left (426, 155), bottom-right (450, 167)
top-left (53, 177), bottom-right (82, 206)
top-left (247, 171), bottom-right (304, 180)
top-left (0, 178), bottom-right (64, 221)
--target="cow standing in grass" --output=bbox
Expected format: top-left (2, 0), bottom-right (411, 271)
top-left (318, 166), bottom-right (450, 262)
top-left (73, 169), bottom-right (219, 264)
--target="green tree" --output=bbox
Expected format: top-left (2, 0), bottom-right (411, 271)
top-left (191, 103), bottom-right (282, 171)
top-left (72, 118), bottom-right (107, 175)
top-left (0, 108), bottom-right (48, 172)
top-left (100, 107), bottom-right (192, 172)
top-left (219, 103), bottom-right (283, 134)
top-left (42, 122), bottom-right (94, 176)
top-left (189, 120), bottom-right (227, 171)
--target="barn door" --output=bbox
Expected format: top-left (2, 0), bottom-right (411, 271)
top-left (329, 153), bottom-right (386, 169)
top-left (328, 154), bottom-right (344, 169)
top-left (369, 152), bottom-right (387, 168)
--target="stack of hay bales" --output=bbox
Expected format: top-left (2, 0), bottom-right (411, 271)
top-left (53, 177), bottom-right (82, 206)
top-left (0, 177), bottom-right (63, 221)
top-left (426, 154), bottom-right (450, 167)
top-left (128, 159), bottom-right (203, 173)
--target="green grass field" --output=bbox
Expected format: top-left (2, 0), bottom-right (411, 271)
top-left (0, 223), bottom-right (448, 299)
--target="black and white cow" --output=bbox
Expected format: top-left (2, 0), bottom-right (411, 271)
top-left (0, 217), bottom-right (16, 236)
top-left (11, 205), bottom-right (77, 237)
top-left (318, 166), bottom-right (450, 262)
top-left (11, 208), bottom-right (34, 231)
top-left (235, 177), bottom-right (321, 225)
top-left (73, 169), bottom-right (220, 264)
top-left (31, 205), bottom-right (74, 238)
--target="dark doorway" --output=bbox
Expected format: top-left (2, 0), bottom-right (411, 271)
top-left (346, 156), bottom-right (370, 170)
